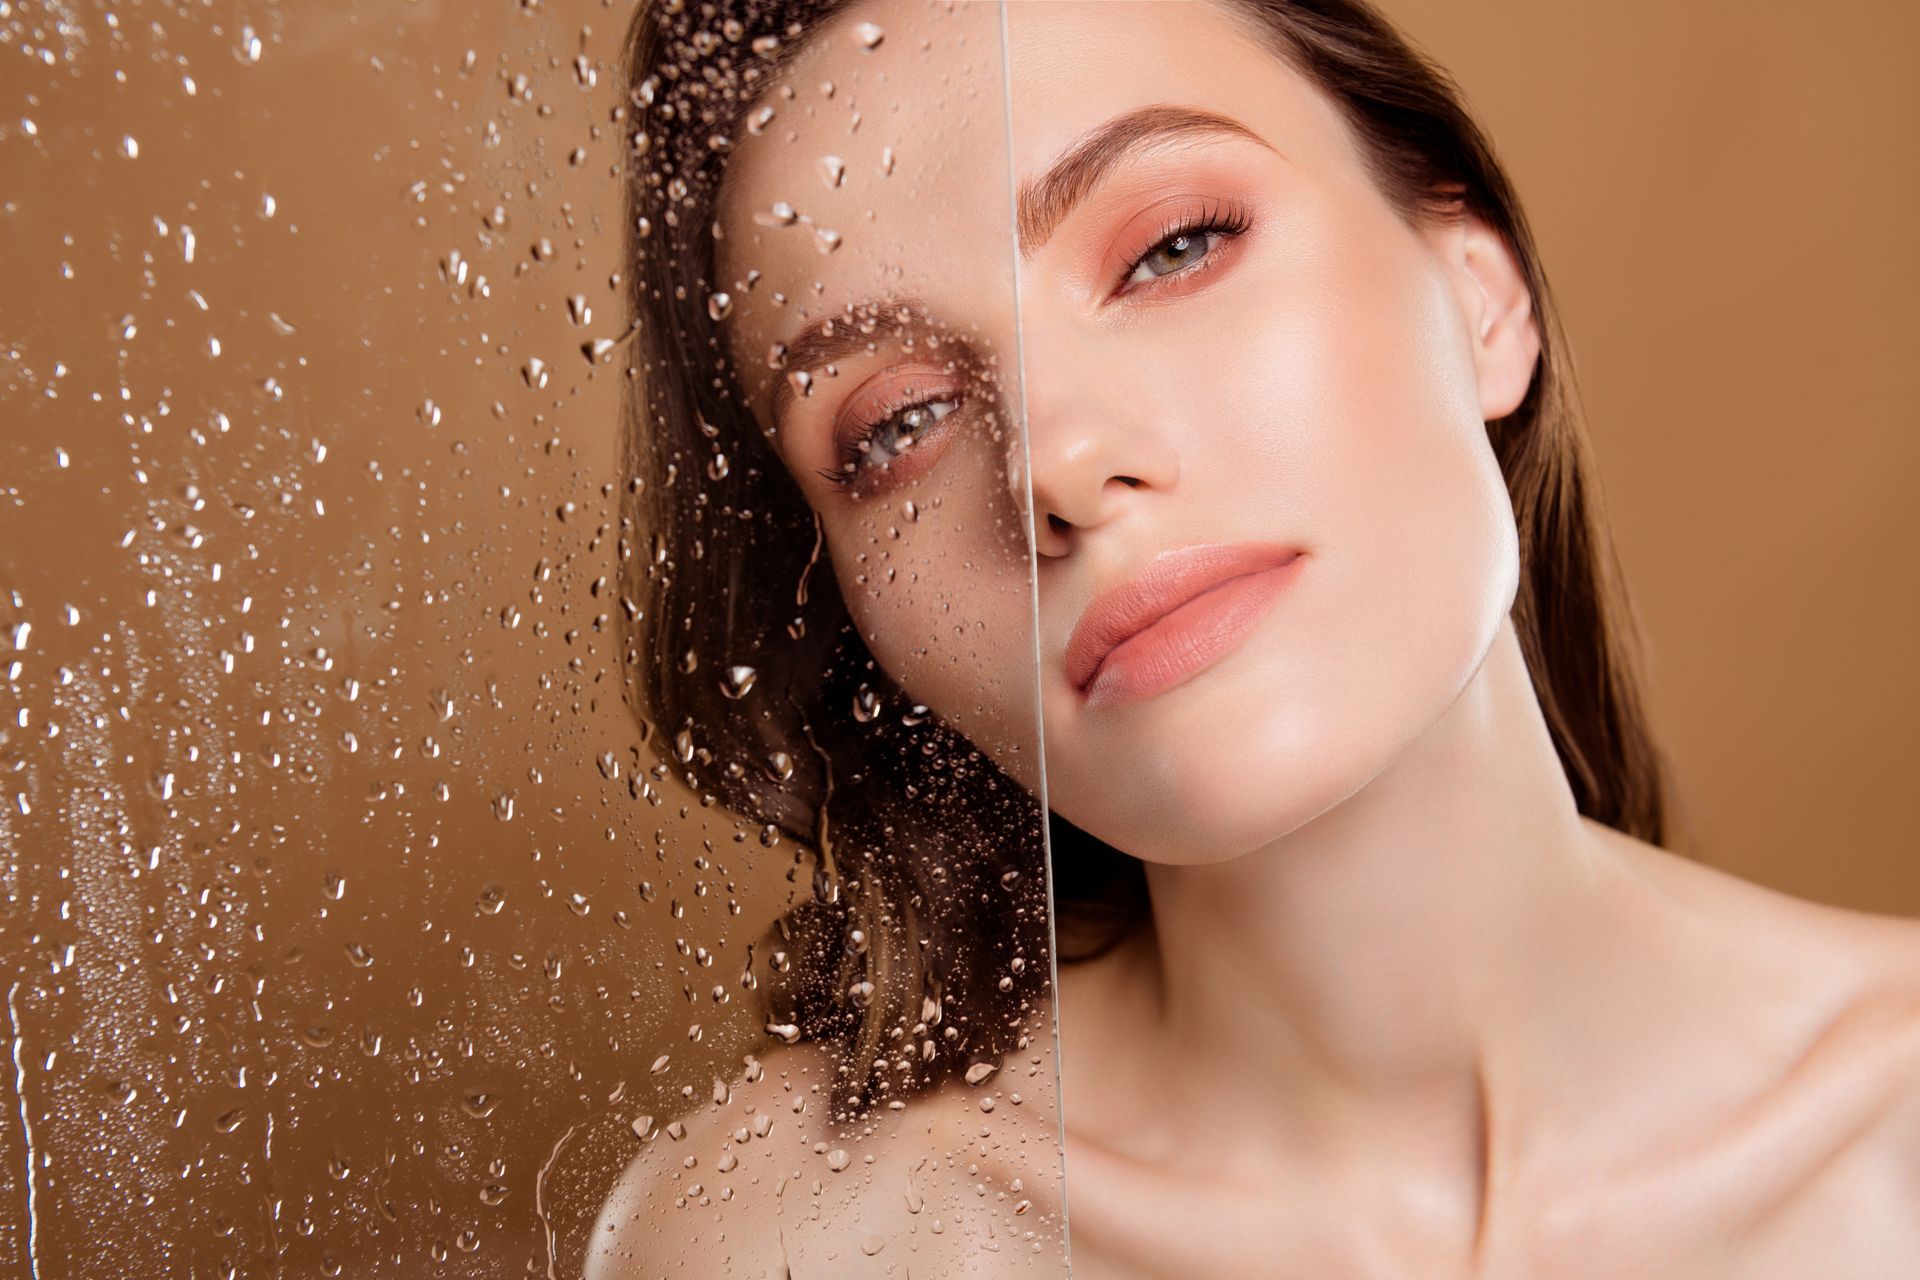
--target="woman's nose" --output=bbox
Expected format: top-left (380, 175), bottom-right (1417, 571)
top-left (1016, 334), bottom-right (1181, 559)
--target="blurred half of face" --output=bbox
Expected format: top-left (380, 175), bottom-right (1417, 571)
top-left (717, 0), bottom-right (1522, 863)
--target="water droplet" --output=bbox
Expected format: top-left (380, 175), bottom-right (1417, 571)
top-left (119, 134), bottom-right (139, 160)
top-left (852, 21), bottom-right (885, 50)
top-left (813, 227), bottom-right (842, 254)
top-left (522, 357), bottom-right (548, 390)
top-left (236, 26), bottom-right (262, 63)
top-left (753, 201), bottom-right (799, 228)
top-left (476, 886), bottom-right (506, 916)
top-left (462, 1091), bottom-right (498, 1119)
top-left (817, 155), bottom-right (846, 189)
top-left (650, 1054), bottom-right (671, 1074)
top-left (765, 1021), bottom-right (801, 1044)
top-left (852, 686), bottom-right (880, 723)
top-left (344, 942), bottom-right (374, 968)
top-left (747, 105), bottom-right (776, 135)
top-left (418, 398), bottom-right (442, 428)
top-left (787, 369), bottom-right (813, 399)
top-left (826, 1148), bottom-right (851, 1172)
top-left (215, 1108), bottom-right (245, 1134)
top-left (964, 1062), bottom-right (998, 1086)
top-left (567, 294), bottom-right (590, 326)
top-left (479, 1183), bottom-right (510, 1207)
top-left (763, 752), bottom-right (794, 783)
top-left (706, 291), bottom-right (733, 322)
top-left (720, 666), bottom-right (757, 700)
top-left (631, 1114), bottom-right (654, 1139)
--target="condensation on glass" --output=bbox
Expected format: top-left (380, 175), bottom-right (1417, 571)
top-left (0, 0), bottom-right (1063, 1276)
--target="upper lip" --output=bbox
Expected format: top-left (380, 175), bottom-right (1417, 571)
top-left (1063, 543), bottom-right (1305, 693)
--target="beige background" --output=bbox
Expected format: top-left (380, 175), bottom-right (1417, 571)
top-left (1386, 0), bottom-right (1920, 914)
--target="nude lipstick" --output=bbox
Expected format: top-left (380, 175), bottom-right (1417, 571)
top-left (1065, 543), bottom-right (1305, 710)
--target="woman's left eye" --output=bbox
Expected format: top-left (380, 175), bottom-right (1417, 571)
top-left (1119, 204), bottom-right (1253, 293)
top-left (1125, 227), bottom-right (1223, 286)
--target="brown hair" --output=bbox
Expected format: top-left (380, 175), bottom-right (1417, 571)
top-left (617, 0), bottom-right (1667, 1108)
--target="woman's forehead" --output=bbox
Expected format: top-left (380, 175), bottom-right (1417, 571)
top-left (712, 0), bottom-right (1333, 419)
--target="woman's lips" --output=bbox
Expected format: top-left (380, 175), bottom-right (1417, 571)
top-left (1065, 543), bottom-right (1306, 709)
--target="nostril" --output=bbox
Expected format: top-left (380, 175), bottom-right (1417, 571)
top-left (1046, 514), bottom-right (1071, 536)
top-left (1115, 475), bottom-right (1143, 488)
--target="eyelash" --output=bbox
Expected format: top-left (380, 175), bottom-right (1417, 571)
top-left (815, 385), bottom-right (960, 490)
top-left (816, 200), bottom-right (1255, 491)
top-left (1116, 198), bottom-right (1253, 297)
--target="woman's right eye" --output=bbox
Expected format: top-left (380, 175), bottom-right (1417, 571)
top-left (818, 394), bottom-right (964, 492)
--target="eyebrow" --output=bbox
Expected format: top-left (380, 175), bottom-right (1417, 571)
top-left (763, 106), bottom-right (1270, 434)
top-left (1015, 104), bottom-right (1274, 254)
top-left (766, 298), bottom-right (935, 440)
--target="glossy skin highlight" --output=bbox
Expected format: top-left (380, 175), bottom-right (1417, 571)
top-left (591, 3), bottom-right (1920, 1276)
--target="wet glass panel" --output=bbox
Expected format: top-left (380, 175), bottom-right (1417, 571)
top-left (0, 0), bottom-right (1064, 1274)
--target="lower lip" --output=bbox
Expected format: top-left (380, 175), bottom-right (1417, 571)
top-left (1081, 555), bottom-right (1304, 710)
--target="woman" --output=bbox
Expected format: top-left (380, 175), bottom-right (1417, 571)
top-left (590, 0), bottom-right (1920, 1274)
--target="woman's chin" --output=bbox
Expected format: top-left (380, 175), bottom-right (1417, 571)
top-left (1049, 723), bottom-right (1380, 868)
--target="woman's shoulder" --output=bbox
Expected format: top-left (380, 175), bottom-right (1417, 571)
top-left (1609, 826), bottom-right (1920, 1242)
top-left (583, 1039), bottom-right (1067, 1278)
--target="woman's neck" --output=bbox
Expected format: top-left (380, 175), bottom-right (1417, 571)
top-left (1102, 618), bottom-right (1675, 1195)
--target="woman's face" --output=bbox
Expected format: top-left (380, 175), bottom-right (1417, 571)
top-left (713, 0), bottom-right (1534, 865)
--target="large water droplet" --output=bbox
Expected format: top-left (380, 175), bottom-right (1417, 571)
top-left (851, 21), bottom-right (885, 50)
top-left (720, 665), bottom-right (757, 700)
top-left (754, 201), bottom-right (799, 229)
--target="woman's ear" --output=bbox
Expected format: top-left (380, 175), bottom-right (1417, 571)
top-left (1429, 212), bottom-right (1541, 421)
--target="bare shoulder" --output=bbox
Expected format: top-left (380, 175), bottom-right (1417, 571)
top-left (1614, 824), bottom-right (1920, 1248)
top-left (584, 1041), bottom-right (1067, 1278)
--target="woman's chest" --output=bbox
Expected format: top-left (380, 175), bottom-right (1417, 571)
top-left (1057, 1131), bottom-right (1918, 1280)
